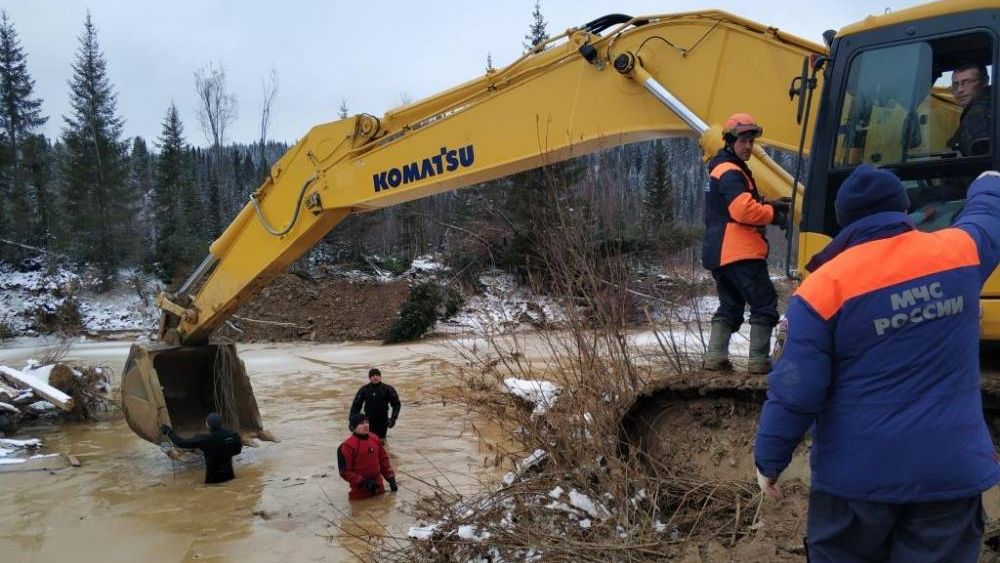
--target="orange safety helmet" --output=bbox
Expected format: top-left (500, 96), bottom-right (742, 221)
top-left (722, 112), bottom-right (763, 140)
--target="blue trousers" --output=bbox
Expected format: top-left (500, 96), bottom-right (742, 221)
top-left (806, 490), bottom-right (983, 563)
top-left (710, 259), bottom-right (778, 330)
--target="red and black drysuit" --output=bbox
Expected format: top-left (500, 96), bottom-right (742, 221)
top-left (337, 432), bottom-right (395, 500)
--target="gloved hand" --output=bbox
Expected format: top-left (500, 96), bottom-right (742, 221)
top-left (159, 424), bottom-right (172, 435)
top-left (387, 477), bottom-right (398, 492)
top-left (388, 418), bottom-right (397, 429)
top-left (771, 207), bottom-right (789, 230)
top-left (768, 196), bottom-right (793, 211)
top-left (360, 478), bottom-right (378, 494)
top-left (756, 468), bottom-right (783, 501)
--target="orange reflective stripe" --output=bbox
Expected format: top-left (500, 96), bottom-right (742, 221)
top-left (796, 228), bottom-right (980, 320)
top-left (728, 192), bottom-right (774, 225)
top-left (710, 162), bottom-right (743, 180)
top-left (711, 162), bottom-right (772, 225)
top-left (720, 223), bottom-right (768, 265)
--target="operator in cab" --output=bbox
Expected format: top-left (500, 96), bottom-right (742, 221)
top-left (701, 113), bottom-right (790, 374)
top-left (349, 368), bottom-right (401, 440)
top-left (754, 166), bottom-right (1000, 562)
top-left (160, 412), bottom-right (243, 484)
top-left (948, 62), bottom-right (992, 157)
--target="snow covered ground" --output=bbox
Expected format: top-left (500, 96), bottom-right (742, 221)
top-left (0, 262), bottom-right (161, 337)
top-left (433, 270), bottom-right (565, 335)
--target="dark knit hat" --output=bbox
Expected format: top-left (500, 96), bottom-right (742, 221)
top-left (835, 164), bottom-right (910, 227)
top-left (349, 412), bottom-right (368, 431)
top-left (368, 368), bottom-right (381, 378)
top-left (206, 412), bottom-right (223, 430)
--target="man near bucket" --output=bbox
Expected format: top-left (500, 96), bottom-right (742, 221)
top-left (349, 368), bottom-right (401, 440)
top-left (753, 165), bottom-right (1000, 562)
top-left (338, 412), bottom-right (397, 500)
top-left (160, 412), bottom-right (243, 484)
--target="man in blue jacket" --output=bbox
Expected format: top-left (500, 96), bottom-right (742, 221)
top-left (754, 165), bottom-right (1000, 562)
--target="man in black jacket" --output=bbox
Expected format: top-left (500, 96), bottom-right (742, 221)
top-left (948, 63), bottom-right (992, 157)
top-left (349, 368), bottom-right (401, 440)
top-left (160, 412), bottom-right (243, 484)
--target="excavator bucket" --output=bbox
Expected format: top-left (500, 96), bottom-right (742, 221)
top-left (121, 343), bottom-right (269, 445)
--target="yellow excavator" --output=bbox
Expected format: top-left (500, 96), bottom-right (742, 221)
top-left (121, 0), bottom-right (1000, 444)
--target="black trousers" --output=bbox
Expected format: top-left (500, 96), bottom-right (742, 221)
top-left (369, 418), bottom-right (389, 440)
top-left (806, 490), bottom-right (983, 563)
top-left (710, 259), bottom-right (778, 330)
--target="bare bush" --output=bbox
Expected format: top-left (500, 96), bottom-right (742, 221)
top-left (34, 337), bottom-right (73, 365)
top-left (372, 175), bottom-right (783, 562)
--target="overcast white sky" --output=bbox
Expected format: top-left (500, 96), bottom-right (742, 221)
top-left (4, 0), bottom-right (927, 147)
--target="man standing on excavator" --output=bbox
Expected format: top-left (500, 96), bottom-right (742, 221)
top-left (349, 368), bottom-right (401, 440)
top-left (754, 166), bottom-right (1000, 562)
top-left (702, 113), bottom-right (790, 374)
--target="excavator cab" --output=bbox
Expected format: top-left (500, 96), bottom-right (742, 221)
top-left (801, 11), bottom-right (1000, 332)
top-left (121, 343), bottom-right (268, 444)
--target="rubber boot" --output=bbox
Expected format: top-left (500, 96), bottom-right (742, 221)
top-left (702, 319), bottom-right (733, 371)
top-left (748, 323), bottom-right (774, 374)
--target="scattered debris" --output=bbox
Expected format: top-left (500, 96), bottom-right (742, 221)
top-left (502, 378), bottom-right (560, 416)
top-left (0, 453), bottom-right (67, 473)
top-left (0, 359), bottom-right (115, 467)
top-left (0, 365), bottom-right (74, 411)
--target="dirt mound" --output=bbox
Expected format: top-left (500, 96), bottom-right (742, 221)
top-left (637, 395), bottom-right (810, 562)
top-left (217, 273), bottom-right (411, 342)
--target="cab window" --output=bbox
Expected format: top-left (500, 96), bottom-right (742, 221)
top-left (833, 32), bottom-right (993, 168)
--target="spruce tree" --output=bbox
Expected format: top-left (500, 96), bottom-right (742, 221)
top-left (153, 103), bottom-right (198, 279)
top-left (523, 1), bottom-right (549, 50)
top-left (59, 12), bottom-right (132, 275)
top-left (0, 10), bottom-right (47, 256)
top-left (20, 133), bottom-right (52, 247)
top-left (128, 136), bottom-right (153, 264)
top-left (338, 99), bottom-right (349, 119)
top-left (642, 140), bottom-right (674, 237)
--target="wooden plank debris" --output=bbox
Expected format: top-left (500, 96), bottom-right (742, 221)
top-left (0, 453), bottom-right (67, 473)
top-left (0, 365), bottom-right (74, 411)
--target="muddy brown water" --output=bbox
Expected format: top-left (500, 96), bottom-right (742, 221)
top-left (0, 338), bottom-right (503, 563)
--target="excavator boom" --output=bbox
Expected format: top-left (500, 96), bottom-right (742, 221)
top-left (163, 12), bottom-right (823, 345)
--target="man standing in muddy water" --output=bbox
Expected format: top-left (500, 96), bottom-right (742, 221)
top-left (339, 413), bottom-right (397, 499)
top-left (754, 166), bottom-right (1000, 562)
top-left (160, 412), bottom-right (243, 484)
top-left (349, 368), bottom-right (401, 440)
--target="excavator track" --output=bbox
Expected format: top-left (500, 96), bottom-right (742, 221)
top-left (622, 358), bottom-right (1000, 551)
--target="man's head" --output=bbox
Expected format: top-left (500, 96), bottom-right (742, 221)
top-left (835, 164), bottom-right (910, 227)
top-left (368, 368), bottom-right (382, 384)
top-left (951, 63), bottom-right (988, 108)
top-left (723, 112), bottom-right (763, 162)
top-left (206, 412), bottom-right (223, 431)
top-left (349, 412), bottom-right (369, 435)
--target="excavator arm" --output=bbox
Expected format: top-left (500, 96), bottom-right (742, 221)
top-left (123, 10), bottom-right (826, 445)
top-left (162, 11), bottom-right (825, 345)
